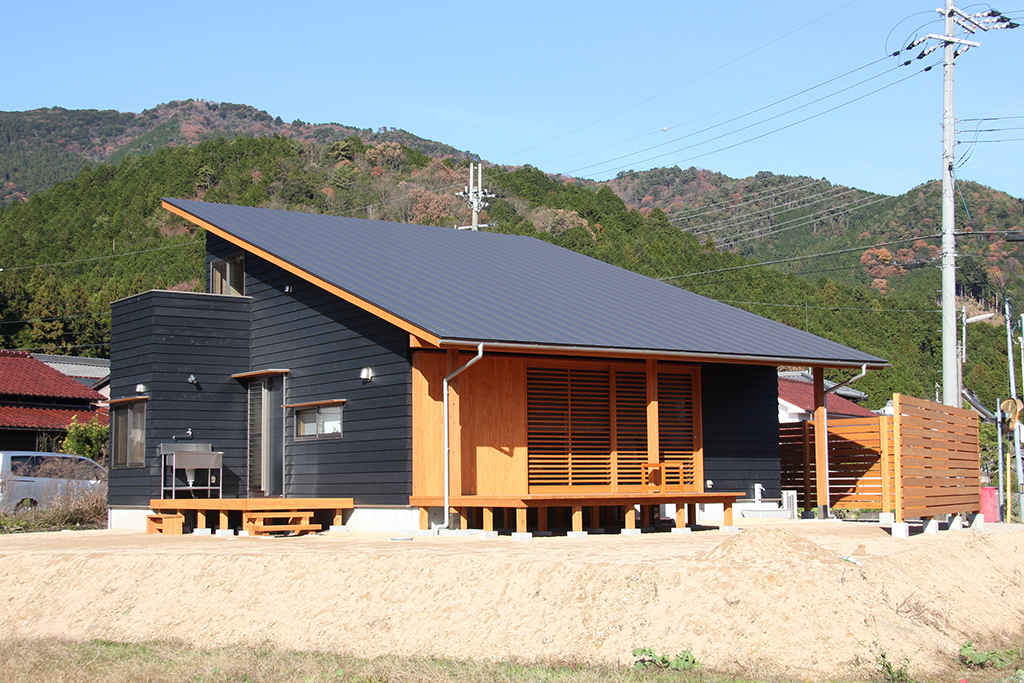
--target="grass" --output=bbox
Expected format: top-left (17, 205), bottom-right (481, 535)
top-left (0, 638), bottom-right (1021, 683)
top-left (0, 487), bottom-right (107, 533)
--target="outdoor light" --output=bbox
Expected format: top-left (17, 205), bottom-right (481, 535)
top-left (359, 367), bottom-right (373, 382)
top-left (187, 374), bottom-right (198, 384)
top-left (135, 383), bottom-right (147, 393)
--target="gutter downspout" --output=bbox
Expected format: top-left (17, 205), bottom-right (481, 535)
top-left (435, 342), bottom-right (484, 533)
top-left (824, 364), bottom-right (868, 395)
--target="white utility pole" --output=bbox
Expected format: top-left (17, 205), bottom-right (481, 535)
top-left (911, 2), bottom-right (1016, 405)
top-left (455, 162), bottom-right (495, 231)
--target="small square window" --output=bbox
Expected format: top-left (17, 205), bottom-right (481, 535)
top-left (211, 254), bottom-right (245, 295)
top-left (295, 403), bottom-right (343, 439)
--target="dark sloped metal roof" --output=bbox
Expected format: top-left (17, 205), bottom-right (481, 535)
top-left (164, 198), bottom-right (887, 368)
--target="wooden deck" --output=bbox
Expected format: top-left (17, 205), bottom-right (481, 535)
top-left (148, 498), bottom-right (354, 536)
top-left (408, 492), bottom-right (743, 533)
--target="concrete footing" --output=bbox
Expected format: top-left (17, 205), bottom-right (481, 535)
top-left (620, 528), bottom-right (641, 536)
top-left (511, 532), bottom-right (533, 541)
top-left (923, 517), bottom-right (941, 534)
top-left (719, 526), bottom-right (739, 533)
top-left (968, 512), bottom-right (985, 529)
top-left (891, 522), bottom-right (910, 538)
top-left (215, 529), bottom-right (234, 537)
top-left (878, 512), bottom-right (896, 525)
top-left (671, 527), bottom-right (692, 534)
top-left (566, 531), bottom-right (588, 539)
top-left (192, 528), bottom-right (212, 536)
top-left (477, 530), bottom-right (498, 539)
top-left (947, 514), bottom-right (963, 531)
top-left (327, 525), bottom-right (347, 533)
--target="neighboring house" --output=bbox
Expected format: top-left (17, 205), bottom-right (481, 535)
top-left (778, 377), bottom-right (877, 424)
top-left (0, 350), bottom-right (108, 451)
top-left (107, 198), bottom-right (887, 532)
top-left (34, 354), bottom-right (111, 400)
top-left (778, 369), bottom-right (868, 403)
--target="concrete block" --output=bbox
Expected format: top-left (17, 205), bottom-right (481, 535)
top-left (671, 527), bottom-right (692, 534)
top-left (968, 512), bottom-right (985, 529)
top-left (891, 522), bottom-right (910, 538)
top-left (327, 525), bottom-right (348, 533)
top-left (215, 529), bottom-right (235, 537)
top-left (192, 528), bottom-right (212, 536)
top-left (236, 530), bottom-right (250, 537)
top-left (719, 526), bottom-right (740, 533)
top-left (801, 510), bottom-right (817, 520)
top-left (511, 532), bottom-right (533, 541)
top-left (878, 512), bottom-right (896, 525)
top-left (566, 531), bottom-right (588, 539)
top-left (620, 528), bottom-right (642, 536)
top-left (923, 517), bottom-right (940, 534)
top-left (947, 514), bottom-right (963, 531)
top-left (477, 530), bottom-right (498, 539)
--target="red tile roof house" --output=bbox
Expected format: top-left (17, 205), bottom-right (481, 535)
top-left (0, 351), bottom-right (108, 451)
top-left (778, 376), bottom-right (877, 423)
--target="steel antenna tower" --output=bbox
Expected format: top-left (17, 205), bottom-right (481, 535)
top-left (908, 2), bottom-right (1017, 406)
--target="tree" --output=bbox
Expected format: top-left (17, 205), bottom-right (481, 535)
top-left (61, 415), bottom-right (110, 466)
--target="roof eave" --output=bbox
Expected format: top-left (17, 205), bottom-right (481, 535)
top-left (434, 339), bottom-right (889, 370)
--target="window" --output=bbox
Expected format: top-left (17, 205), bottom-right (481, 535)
top-left (111, 399), bottom-right (146, 469)
top-left (292, 401), bottom-right (345, 440)
top-left (211, 254), bottom-right (245, 295)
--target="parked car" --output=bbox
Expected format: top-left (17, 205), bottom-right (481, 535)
top-left (0, 451), bottom-right (107, 514)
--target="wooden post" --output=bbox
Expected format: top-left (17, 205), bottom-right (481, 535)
top-left (219, 510), bottom-right (229, 531)
top-left (723, 499), bottom-right (734, 527)
top-left (589, 506), bottom-right (601, 530)
top-left (675, 503), bottom-right (686, 528)
top-left (802, 420), bottom-right (812, 512)
top-left (625, 505), bottom-right (637, 529)
top-left (687, 503), bottom-right (697, 527)
top-left (196, 509), bottom-right (206, 531)
top-left (893, 394), bottom-right (904, 523)
top-left (419, 507), bottom-right (429, 531)
top-left (813, 367), bottom-right (829, 516)
top-left (516, 508), bottom-right (527, 534)
top-left (880, 415), bottom-right (891, 514)
top-left (483, 507), bottom-right (494, 532)
top-left (460, 508), bottom-right (469, 530)
top-left (641, 504), bottom-right (652, 528)
top-left (646, 360), bottom-right (660, 470)
top-left (571, 505), bottom-right (583, 532)
top-left (537, 507), bottom-right (548, 532)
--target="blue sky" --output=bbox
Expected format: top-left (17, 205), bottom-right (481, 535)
top-left (6, 0), bottom-right (1023, 198)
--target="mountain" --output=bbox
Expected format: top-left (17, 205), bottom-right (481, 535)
top-left (0, 100), bottom-right (474, 205)
top-left (0, 102), bottom-right (1019, 411)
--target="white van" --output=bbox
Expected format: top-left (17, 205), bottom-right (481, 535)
top-left (0, 451), bottom-right (107, 513)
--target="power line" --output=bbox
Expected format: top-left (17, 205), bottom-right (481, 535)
top-left (713, 298), bottom-right (939, 313)
top-left (660, 234), bottom-right (941, 281)
top-left (0, 239), bottom-right (203, 273)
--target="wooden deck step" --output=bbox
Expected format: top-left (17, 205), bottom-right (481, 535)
top-left (251, 523), bottom-right (321, 535)
top-left (146, 513), bottom-right (184, 535)
top-left (243, 511), bottom-right (311, 520)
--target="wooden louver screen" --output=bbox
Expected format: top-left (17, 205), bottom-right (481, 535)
top-left (527, 367), bottom-right (612, 487)
top-left (658, 371), bottom-right (697, 490)
top-left (527, 366), bottom-right (651, 490)
top-left (247, 381), bottom-right (263, 492)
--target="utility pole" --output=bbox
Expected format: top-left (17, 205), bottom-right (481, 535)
top-left (455, 162), bottom-right (495, 231)
top-left (910, 2), bottom-right (1017, 406)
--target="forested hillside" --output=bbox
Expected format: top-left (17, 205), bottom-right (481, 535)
top-left (0, 133), bottom-right (1014, 411)
top-left (0, 100), bottom-right (472, 205)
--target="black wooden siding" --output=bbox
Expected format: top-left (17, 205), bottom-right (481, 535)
top-left (700, 363), bottom-right (781, 498)
top-left (108, 291), bottom-right (251, 506)
top-left (241, 245), bottom-right (412, 506)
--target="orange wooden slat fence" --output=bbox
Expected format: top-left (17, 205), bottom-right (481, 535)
top-left (780, 394), bottom-right (979, 521)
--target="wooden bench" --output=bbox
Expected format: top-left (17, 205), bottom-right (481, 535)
top-left (146, 513), bottom-right (184, 535)
top-left (242, 510), bottom-right (321, 536)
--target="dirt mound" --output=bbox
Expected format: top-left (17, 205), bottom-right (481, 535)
top-left (701, 527), bottom-right (845, 566)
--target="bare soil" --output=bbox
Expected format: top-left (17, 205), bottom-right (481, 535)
top-left (0, 519), bottom-right (1022, 679)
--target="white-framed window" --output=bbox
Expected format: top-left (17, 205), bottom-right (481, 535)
top-left (292, 401), bottom-right (345, 440)
top-left (110, 398), bottom-right (147, 469)
top-left (211, 254), bottom-right (245, 295)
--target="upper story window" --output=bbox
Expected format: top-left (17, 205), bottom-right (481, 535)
top-left (211, 254), bottom-right (245, 295)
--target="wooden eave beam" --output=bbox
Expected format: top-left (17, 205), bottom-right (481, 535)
top-left (163, 200), bottom-right (441, 346)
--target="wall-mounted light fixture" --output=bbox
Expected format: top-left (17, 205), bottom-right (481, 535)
top-left (359, 367), bottom-right (373, 383)
top-left (284, 285), bottom-right (294, 294)
top-left (187, 375), bottom-right (198, 385)
top-left (135, 383), bottom-right (147, 393)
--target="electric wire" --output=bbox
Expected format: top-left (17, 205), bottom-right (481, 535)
top-left (0, 240), bottom-right (204, 273)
